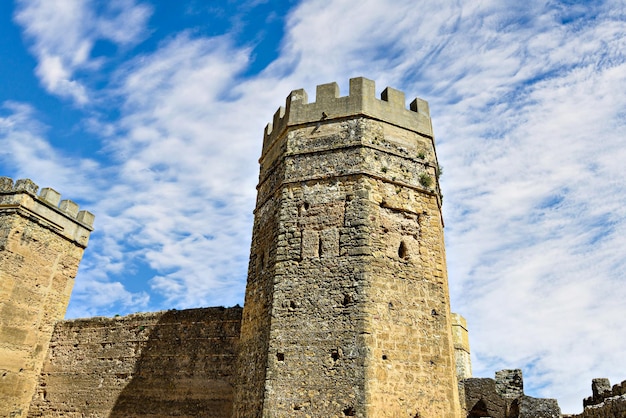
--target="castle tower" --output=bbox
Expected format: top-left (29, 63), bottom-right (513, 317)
top-left (0, 177), bottom-right (93, 417)
top-left (234, 78), bottom-right (461, 417)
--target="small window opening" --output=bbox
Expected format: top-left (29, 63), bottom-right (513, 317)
top-left (343, 406), bottom-right (355, 416)
top-left (398, 241), bottom-right (409, 259)
top-left (303, 202), bottom-right (310, 210)
top-left (277, 353), bottom-right (285, 361)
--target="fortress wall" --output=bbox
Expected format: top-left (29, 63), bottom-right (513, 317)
top-left (27, 306), bottom-right (242, 418)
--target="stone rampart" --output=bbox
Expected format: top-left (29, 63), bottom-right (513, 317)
top-left (27, 306), bottom-right (242, 417)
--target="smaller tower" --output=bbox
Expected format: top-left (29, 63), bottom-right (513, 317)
top-left (0, 177), bottom-right (93, 418)
top-left (452, 313), bottom-right (471, 380)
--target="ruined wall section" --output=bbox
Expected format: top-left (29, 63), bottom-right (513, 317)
top-left (28, 306), bottom-right (242, 417)
top-left (565, 378), bottom-right (626, 418)
top-left (462, 369), bottom-right (561, 418)
top-left (0, 177), bottom-right (93, 418)
top-left (235, 78), bottom-right (460, 417)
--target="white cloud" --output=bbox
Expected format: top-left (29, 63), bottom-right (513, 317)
top-left (14, 0), bottom-right (152, 104)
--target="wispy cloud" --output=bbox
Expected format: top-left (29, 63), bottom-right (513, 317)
top-left (14, 0), bottom-right (152, 104)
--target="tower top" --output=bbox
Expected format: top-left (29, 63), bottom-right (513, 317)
top-left (0, 177), bottom-right (94, 247)
top-left (262, 77), bottom-right (433, 155)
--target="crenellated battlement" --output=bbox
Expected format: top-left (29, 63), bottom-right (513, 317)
top-left (0, 176), bottom-right (94, 247)
top-left (262, 77), bottom-right (433, 154)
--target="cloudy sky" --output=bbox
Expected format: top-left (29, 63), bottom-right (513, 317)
top-left (1, 0), bottom-right (625, 412)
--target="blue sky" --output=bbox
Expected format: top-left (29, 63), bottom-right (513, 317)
top-left (1, 0), bottom-right (625, 413)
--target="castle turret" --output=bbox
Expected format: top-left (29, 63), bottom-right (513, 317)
top-left (452, 313), bottom-right (472, 381)
top-left (234, 78), bottom-right (461, 417)
top-left (0, 177), bottom-right (93, 417)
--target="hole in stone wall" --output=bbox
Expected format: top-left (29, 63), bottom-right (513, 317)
top-left (277, 353), bottom-right (285, 361)
top-left (331, 350), bottom-right (340, 361)
top-left (318, 236), bottom-right (323, 257)
top-left (342, 294), bottom-right (353, 306)
top-left (303, 202), bottom-right (310, 210)
top-left (382, 354), bottom-right (388, 360)
top-left (398, 241), bottom-right (409, 259)
top-left (290, 301), bottom-right (297, 309)
top-left (431, 309), bottom-right (438, 316)
top-left (468, 400), bottom-right (488, 418)
top-left (343, 406), bottom-right (355, 416)
top-left (294, 405), bottom-right (302, 411)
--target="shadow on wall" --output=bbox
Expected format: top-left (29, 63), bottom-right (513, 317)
top-left (107, 307), bottom-right (242, 418)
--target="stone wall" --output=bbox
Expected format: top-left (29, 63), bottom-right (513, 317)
top-left (27, 306), bottom-right (241, 417)
top-left (0, 178), bottom-right (93, 418)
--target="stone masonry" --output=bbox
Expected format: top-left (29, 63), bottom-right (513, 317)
top-left (0, 178), bottom-right (93, 418)
top-left (27, 307), bottom-right (242, 417)
top-left (233, 77), bottom-right (460, 417)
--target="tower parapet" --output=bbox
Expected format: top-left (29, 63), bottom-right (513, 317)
top-left (0, 177), bottom-right (93, 418)
top-left (262, 77), bottom-right (433, 155)
top-left (0, 177), bottom-right (94, 247)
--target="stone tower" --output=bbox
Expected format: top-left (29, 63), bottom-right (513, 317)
top-left (234, 78), bottom-right (461, 417)
top-left (0, 177), bottom-right (93, 417)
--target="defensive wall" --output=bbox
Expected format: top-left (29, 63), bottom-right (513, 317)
top-left (28, 307), bottom-right (242, 417)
